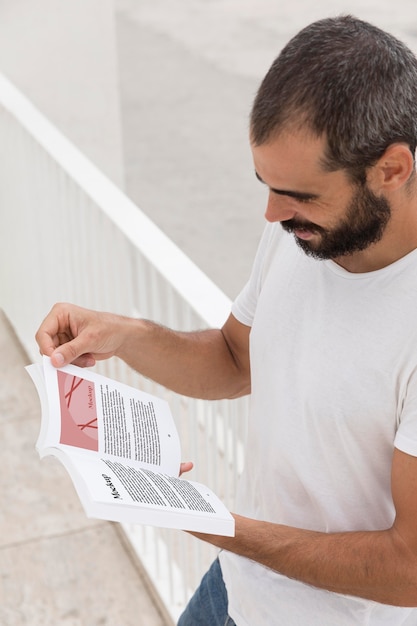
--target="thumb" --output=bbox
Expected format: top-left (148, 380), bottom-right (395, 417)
top-left (50, 338), bottom-right (96, 368)
top-left (179, 461), bottom-right (194, 476)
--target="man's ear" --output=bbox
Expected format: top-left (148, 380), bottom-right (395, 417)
top-left (369, 143), bottom-right (415, 192)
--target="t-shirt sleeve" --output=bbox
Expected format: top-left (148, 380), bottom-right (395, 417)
top-left (394, 428), bottom-right (417, 457)
top-left (394, 370), bottom-right (417, 457)
top-left (232, 223), bottom-right (281, 326)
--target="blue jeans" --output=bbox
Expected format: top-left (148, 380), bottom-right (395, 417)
top-left (177, 558), bottom-right (236, 626)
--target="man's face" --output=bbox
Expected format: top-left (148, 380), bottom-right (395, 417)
top-left (280, 182), bottom-right (391, 260)
top-left (252, 131), bottom-right (392, 262)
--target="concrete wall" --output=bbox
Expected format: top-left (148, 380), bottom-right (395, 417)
top-left (0, 0), bottom-right (124, 187)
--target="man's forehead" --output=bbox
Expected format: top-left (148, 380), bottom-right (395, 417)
top-left (251, 128), bottom-right (327, 158)
top-left (251, 131), bottom-right (329, 184)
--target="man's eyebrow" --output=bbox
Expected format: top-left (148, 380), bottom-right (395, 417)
top-left (255, 171), bottom-right (319, 201)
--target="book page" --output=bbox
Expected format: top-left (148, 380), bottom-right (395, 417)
top-left (56, 447), bottom-right (234, 535)
top-left (37, 357), bottom-right (181, 476)
top-left (27, 358), bottom-right (235, 536)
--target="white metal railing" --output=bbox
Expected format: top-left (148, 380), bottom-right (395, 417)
top-left (0, 73), bottom-right (248, 622)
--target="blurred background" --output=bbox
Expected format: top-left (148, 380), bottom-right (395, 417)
top-left (2, 0), bottom-right (417, 298)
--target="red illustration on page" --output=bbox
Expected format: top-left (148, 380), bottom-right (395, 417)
top-left (57, 371), bottom-right (99, 451)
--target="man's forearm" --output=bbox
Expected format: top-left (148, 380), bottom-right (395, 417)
top-left (116, 318), bottom-right (250, 400)
top-left (194, 515), bottom-right (417, 606)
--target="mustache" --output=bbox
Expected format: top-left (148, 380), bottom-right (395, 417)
top-left (281, 218), bottom-right (325, 235)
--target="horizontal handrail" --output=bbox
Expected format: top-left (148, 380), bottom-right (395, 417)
top-left (0, 72), bottom-right (247, 622)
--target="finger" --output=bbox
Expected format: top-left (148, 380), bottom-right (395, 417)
top-left (36, 329), bottom-right (60, 358)
top-left (50, 350), bottom-right (96, 368)
top-left (35, 305), bottom-right (71, 356)
top-left (179, 461), bottom-right (194, 476)
top-left (50, 335), bottom-right (96, 367)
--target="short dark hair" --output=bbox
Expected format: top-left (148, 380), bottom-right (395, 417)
top-left (250, 15), bottom-right (417, 183)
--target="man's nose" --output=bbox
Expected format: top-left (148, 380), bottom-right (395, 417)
top-left (264, 191), bottom-right (296, 223)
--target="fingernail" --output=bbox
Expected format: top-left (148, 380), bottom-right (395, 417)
top-left (53, 353), bottom-right (65, 367)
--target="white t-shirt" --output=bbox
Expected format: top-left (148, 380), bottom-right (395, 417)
top-left (219, 222), bottom-right (417, 626)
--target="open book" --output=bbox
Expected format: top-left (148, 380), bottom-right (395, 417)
top-left (26, 357), bottom-right (234, 536)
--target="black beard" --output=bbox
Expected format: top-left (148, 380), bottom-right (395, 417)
top-left (281, 183), bottom-right (391, 260)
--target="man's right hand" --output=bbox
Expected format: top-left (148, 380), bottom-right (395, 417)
top-left (35, 302), bottom-right (130, 368)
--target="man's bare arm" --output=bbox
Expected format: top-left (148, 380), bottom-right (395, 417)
top-left (193, 448), bottom-right (417, 606)
top-left (36, 303), bottom-right (251, 400)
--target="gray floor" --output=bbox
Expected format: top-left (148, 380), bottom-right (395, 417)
top-left (115, 0), bottom-right (417, 298)
top-left (0, 310), bottom-right (170, 626)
